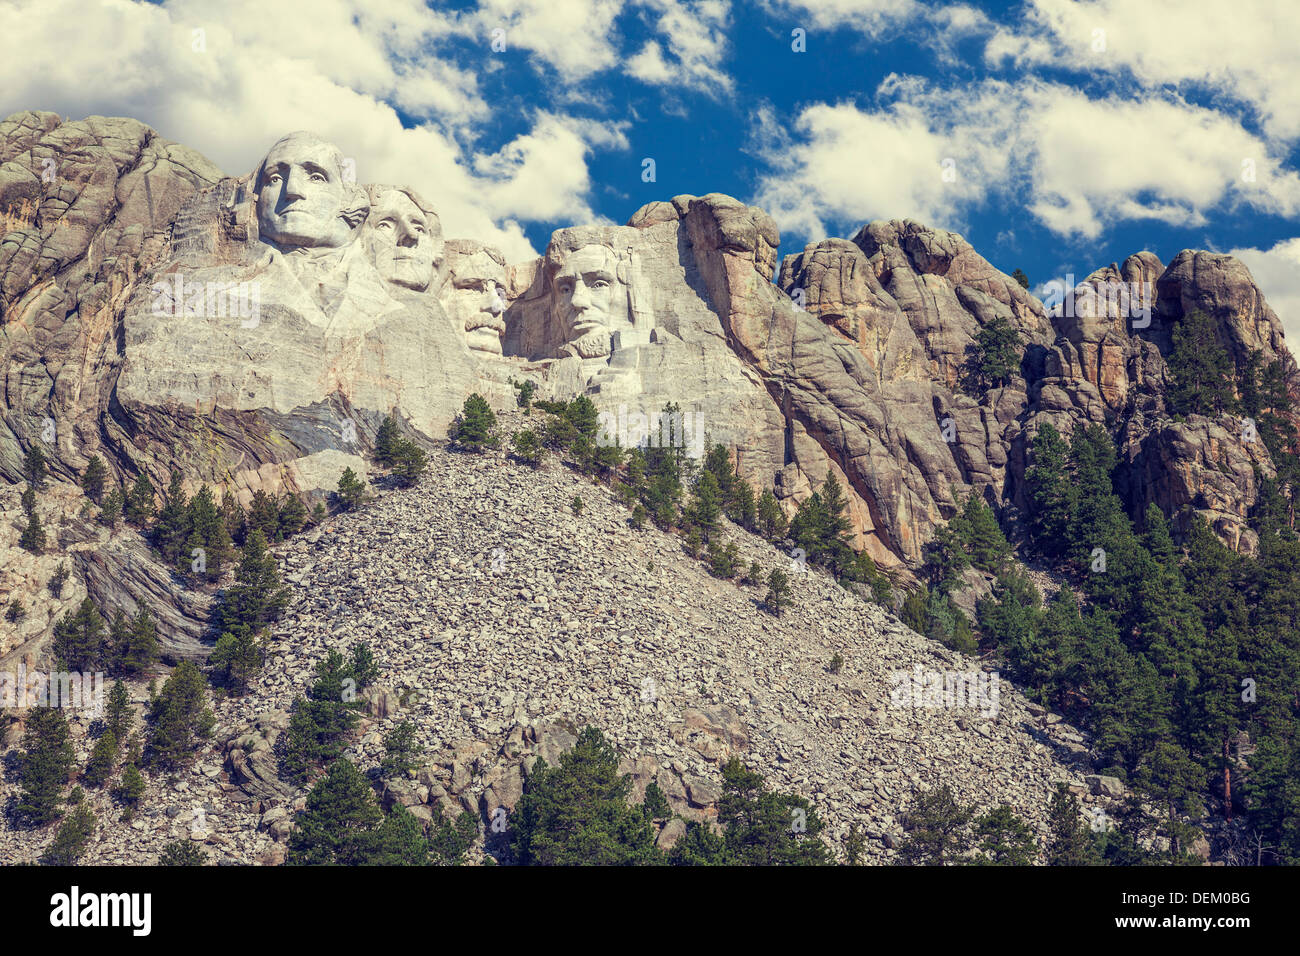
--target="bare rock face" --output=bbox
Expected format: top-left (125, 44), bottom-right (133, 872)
top-left (3, 112), bottom-right (1296, 610)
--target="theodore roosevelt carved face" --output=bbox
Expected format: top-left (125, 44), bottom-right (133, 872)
top-left (441, 244), bottom-right (507, 354)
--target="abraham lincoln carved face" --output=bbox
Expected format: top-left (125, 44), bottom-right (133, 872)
top-left (552, 244), bottom-right (632, 359)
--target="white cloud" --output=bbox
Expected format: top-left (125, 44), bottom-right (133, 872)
top-left (1228, 238), bottom-right (1300, 344)
top-left (627, 0), bottom-right (733, 95)
top-left (0, 0), bottom-right (633, 258)
top-left (751, 78), bottom-right (1300, 244)
top-left (986, 0), bottom-right (1300, 142)
top-left (468, 0), bottom-right (626, 82)
top-left (763, 0), bottom-right (921, 35)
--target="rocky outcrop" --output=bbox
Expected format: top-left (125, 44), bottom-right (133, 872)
top-left (3, 112), bottom-right (1296, 603)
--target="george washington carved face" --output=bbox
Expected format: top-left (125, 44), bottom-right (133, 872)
top-left (255, 132), bottom-right (363, 250)
top-left (364, 187), bottom-right (442, 291)
top-left (553, 244), bottom-right (631, 359)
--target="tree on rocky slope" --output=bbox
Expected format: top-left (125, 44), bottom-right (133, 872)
top-left (16, 706), bottom-right (75, 826)
top-left (511, 726), bottom-right (662, 865)
top-left (146, 660), bottom-right (214, 769)
top-left (449, 393), bottom-right (500, 451)
top-left (1167, 309), bottom-right (1236, 417)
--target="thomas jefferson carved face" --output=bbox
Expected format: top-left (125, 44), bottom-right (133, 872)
top-left (256, 132), bottom-right (358, 250)
top-left (365, 188), bottom-right (442, 291)
top-left (553, 244), bottom-right (630, 359)
top-left (442, 249), bottom-right (507, 354)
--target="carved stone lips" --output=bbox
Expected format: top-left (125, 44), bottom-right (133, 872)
top-left (467, 314), bottom-right (505, 333)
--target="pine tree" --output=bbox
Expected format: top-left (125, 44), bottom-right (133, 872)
top-left (510, 727), bottom-right (662, 865)
top-left (277, 493), bottom-right (308, 537)
top-left (287, 758), bottom-right (385, 865)
top-left (684, 469), bottom-right (723, 540)
top-left (81, 455), bottom-right (107, 503)
top-left (209, 625), bottom-right (263, 695)
top-left (106, 679), bottom-right (133, 741)
top-left (155, 470), bottom-right (189, 565)
top-left (100, 485), bottom-right (124, 529)
top-left (390, 439), bottom-right (427, 487)
top-left (24, 443), bottom-right (48, 490)
top-left (364, 804), bottom-right (430, 865)
top-left (764, 569), bottom-right (791, 617)
top-left (184, 484), bottom-right (234, 581)
top-left (949, 493), bottom-right (1011, 573)
top-left (83, 729), bottom-right (120, 788)
top-left (53, 597), bottom-right (106, 671)
top-left (17, 706), bottom-right (75, 825)
top-left (158, 841), bottom-right (208, 865)
top-left (380, 720), bottom-right (419, 779)
top-left (18, 510), bottom-right (45, 554)
top-left (147, 660), bottom-right (214, 769)
top-left (922, 525), bottom-right (970, 593)
top-left (114, 739), bottom-right (145, 815)
top-left (247, 490), bottom-right (281, 542)
top-left (41, 804), bottom-right (96, 864)
top-left (1025, 422), bottom-right (1074, 560)
top-left (373, 415), bottom-right (401, 465)
top-left (125, 472), bottom-right (156, 525)
top-left (896, 785), bottom-right (973, 865)
top-left (279, 648), bottom-right (367, 784)
top-left (1167, 309), bottom-right (1236, 416)
top-left (713, 756), bottom-right (831, 865)
top-left (336, 467), bottom-right (366, 510)
top-left (1045, 783), bottom-right (1102, 865)
top-left (511, 429), bottom-right (544, 467)
top-left (757, 489), bottom-right (787, 541)
top-left (968, 315), bottom-right (1022, 390)
top-left (120, 604), bottom-right (159, 675)
top-left (219, 490), bottom-right (246, 544)
top-left (973, 805), bottom-right (1038, 865)
top-left (449, 393), bottom-right (500, 451)
top-left (216, 529), bottom-right (289, 632)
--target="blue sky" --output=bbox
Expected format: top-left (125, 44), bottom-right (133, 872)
top-left (4, 0), bottom-right (1300, 333)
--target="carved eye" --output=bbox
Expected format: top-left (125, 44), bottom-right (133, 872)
top-left (376, 219), bottom-right (394, 230)
top-left (310, 172), bottom-right (327, 183)
top-left (591, 279), bottom-right (610, 289)
top-left (266, 173), bottom-right (282, 185)
top-left (558, 281), bottom-right (573, 295)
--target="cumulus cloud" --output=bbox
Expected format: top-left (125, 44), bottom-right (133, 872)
top-left (751, 77), bottom-right (1300, 244)
top-left (986, 0), bottom-right (1300, 142)
top-left (626, 0), bottom-right (733, 96)
top-left (1228, 239), bottom-right (1300, 344)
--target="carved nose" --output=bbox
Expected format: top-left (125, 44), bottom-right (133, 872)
top-left (570, 282), bottom-right (591, 309)
top-left (282, 168), bottom-right (309, 201)
top-left (487, 288), bottom-right (503, 314)
top-left (397, 228), bottom-right (418, 248)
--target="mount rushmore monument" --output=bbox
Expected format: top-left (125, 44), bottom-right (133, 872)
top-left (1, 113), bottom-right (1294, 585)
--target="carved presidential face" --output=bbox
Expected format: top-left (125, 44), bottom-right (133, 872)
top-left (256, 133), bottom-right (354, 250)
top-left (365, 189), bottom-right (442, 291)
top-left (443, 250), bottom-right (507, 354)
top-left (553, 244), bottom-right (630, 359)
